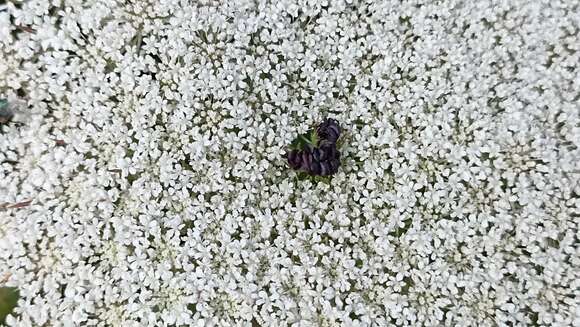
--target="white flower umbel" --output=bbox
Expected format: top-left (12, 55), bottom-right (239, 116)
top-left (0, 0), bottom-right (578, 326)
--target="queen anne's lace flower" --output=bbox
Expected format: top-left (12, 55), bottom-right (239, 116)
top-left (0, 0), bottom-right (578, 326)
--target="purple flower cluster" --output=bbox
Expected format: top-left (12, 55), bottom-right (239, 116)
top-left (287, 119), bottom-right (341, 176)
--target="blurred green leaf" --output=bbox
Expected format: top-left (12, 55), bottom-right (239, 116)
top-left (0, 287), bottom-right (19, 324)
top-left (0, 99), bottom-right (7, 110)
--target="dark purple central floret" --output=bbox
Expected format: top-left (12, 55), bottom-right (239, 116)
top-left (287, 150), bottom-right (302, 170)
top-left (317, 118), bottom-right (341, 144)
top-left (286, 118), bottom-right (342, 176)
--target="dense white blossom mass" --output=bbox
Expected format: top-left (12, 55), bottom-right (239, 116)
top-left (0, 0), bottom-right (578, 326)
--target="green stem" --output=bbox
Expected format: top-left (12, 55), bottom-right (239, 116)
top-left (300, 135), bottom-right (314, 145)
